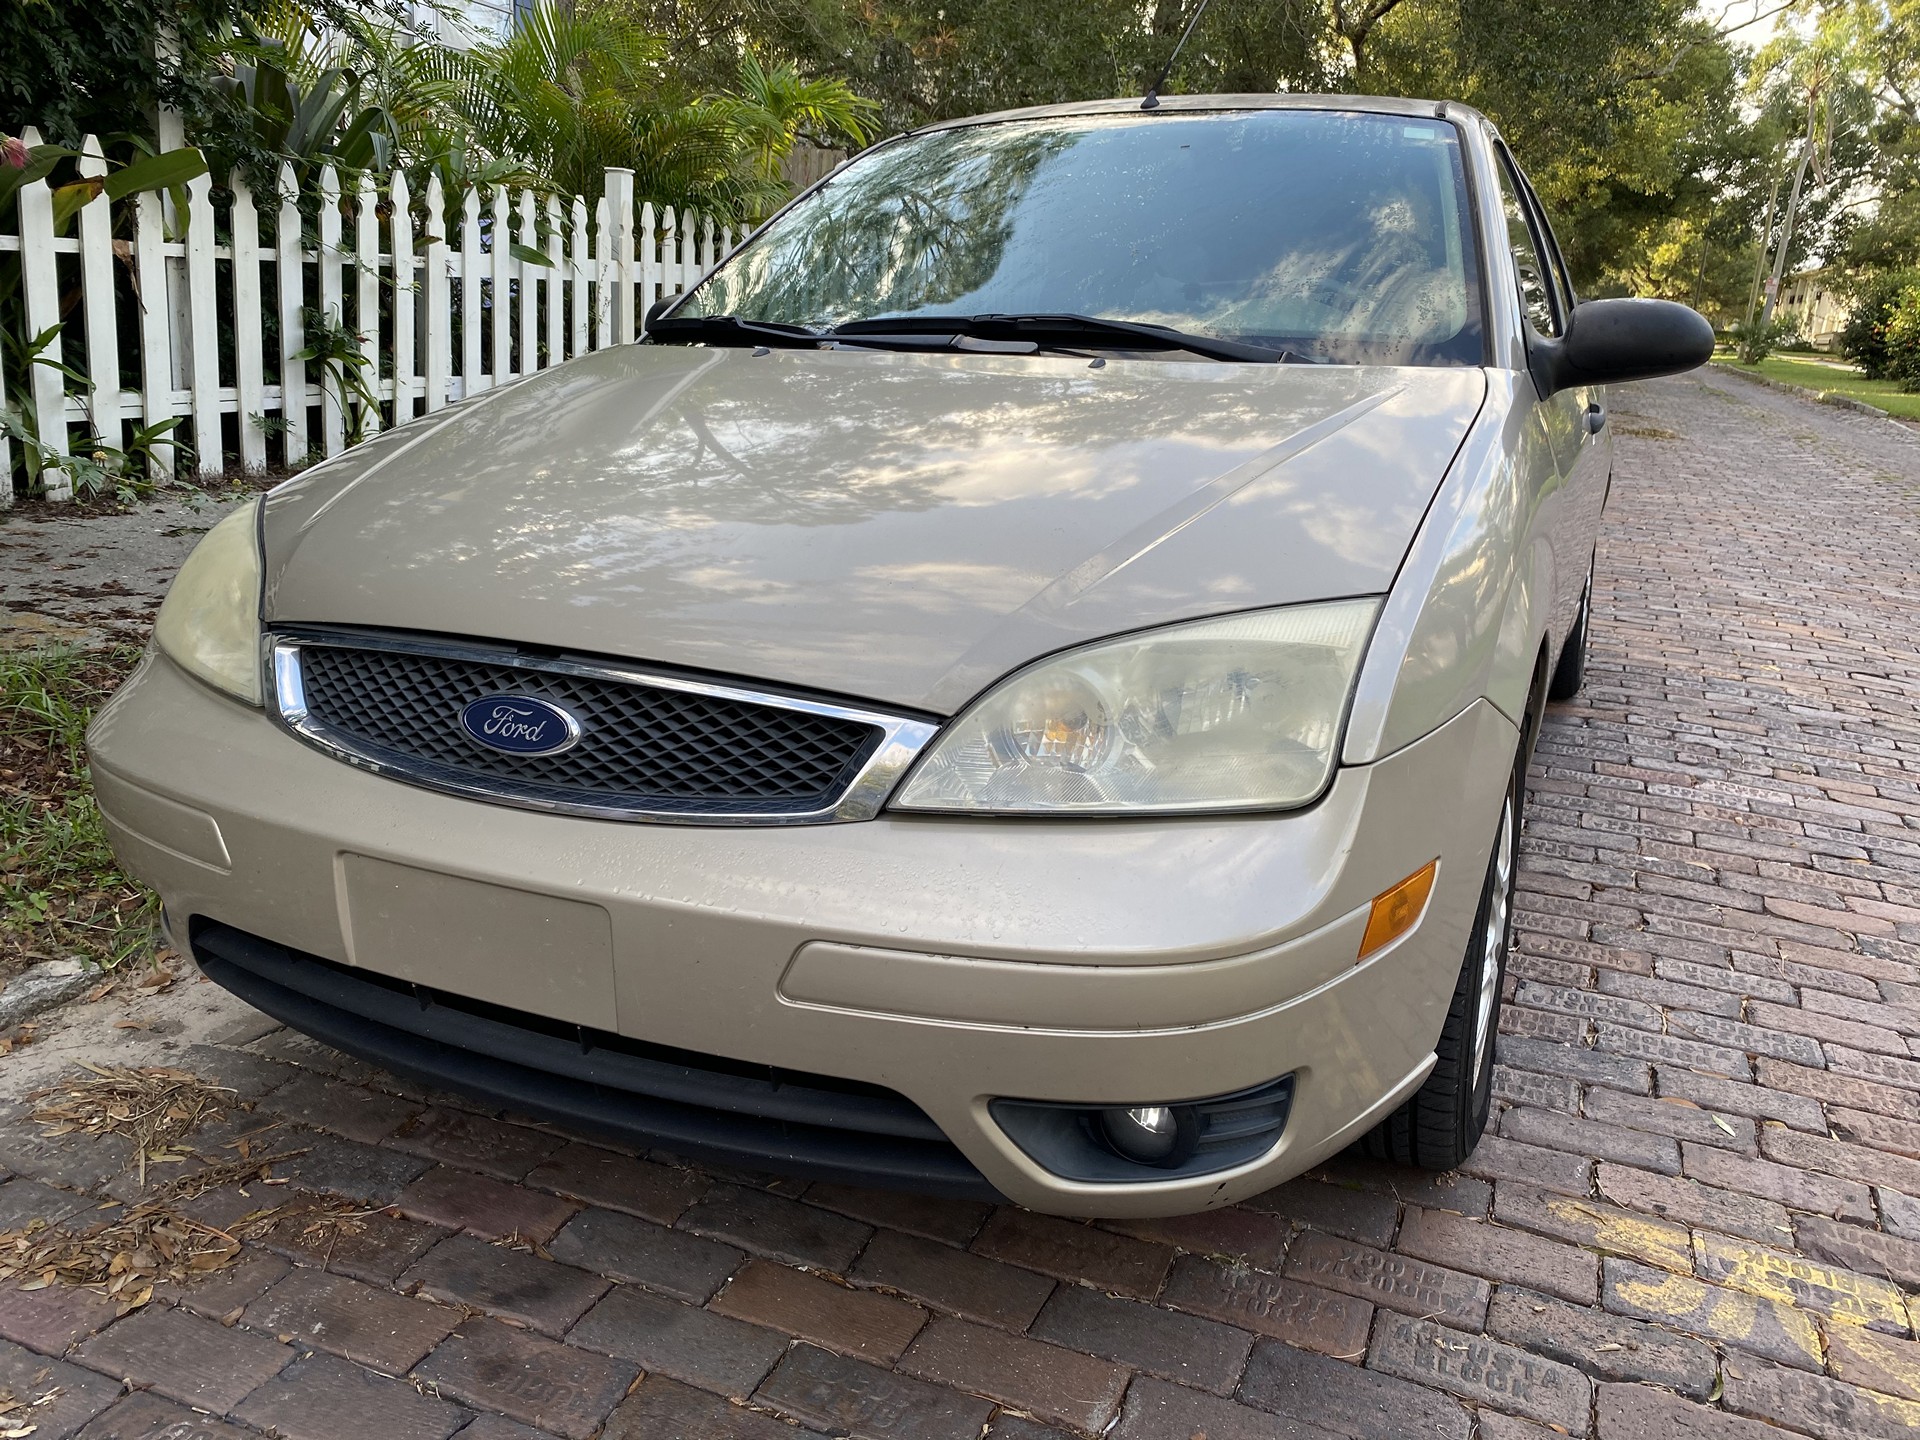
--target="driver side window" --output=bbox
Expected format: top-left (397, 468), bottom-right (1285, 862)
top-left (1494, 147), bottom-right (1562, 339)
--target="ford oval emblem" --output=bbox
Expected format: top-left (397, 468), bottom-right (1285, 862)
top-left (459, 695), bottom-right (582, 757)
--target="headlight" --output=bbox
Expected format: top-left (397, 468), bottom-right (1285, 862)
top-left (154, 501), bottom-right (264, 705)
top-left (893, 598), bottom-right (1378, 814)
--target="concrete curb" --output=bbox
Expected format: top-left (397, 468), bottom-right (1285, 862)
top-left (0, 958), bottom-right (101, 1030)
top-left (1707, 360), bottom-right (1919, 431)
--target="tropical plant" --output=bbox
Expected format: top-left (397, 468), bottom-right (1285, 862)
top-left (293, 306), bottom-right (381, 448)
top-left (711, 50), bottom-right (880, 182)
top-left (211, 18), bottom-right (401, 185)
top-left (200, 3), bottom-right (876, 220)
top-left (446, 7), bottom-right (875, 216)
top-left (2, 135), bottom-right (209, 497)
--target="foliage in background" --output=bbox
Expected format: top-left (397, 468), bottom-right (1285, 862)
top-left (194, 2), bottom-right (875, 219)
top-left (627, 1), bottom-right (1799, 316)
top-left (1837, 266), bottom-right (1920, 373)
top-left (1878, 276), bottom-right (1920, 382)
top-left (0, 0), bottom-right (380, 148)
top-left (1838, 265), bottom-right (1920, 385)
top-left (623, 2), bottom-right (1908, 327)
top-left (1, 132), bottom-right (210, 500)
top-left (8, 1), bottom-right (1920, 368)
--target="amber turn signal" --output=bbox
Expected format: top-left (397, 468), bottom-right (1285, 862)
top-left (1359, 859), bottom-right (1439, 960)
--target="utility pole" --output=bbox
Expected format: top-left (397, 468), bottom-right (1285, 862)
top-left (1746, 167), bottom-right (1783, 331)
top-left (1759, 135), bottom-right (1813, 330)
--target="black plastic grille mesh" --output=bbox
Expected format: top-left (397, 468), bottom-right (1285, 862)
top-left (293, 643), bottom-right (883, 815)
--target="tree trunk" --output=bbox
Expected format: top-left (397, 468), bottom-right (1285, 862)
top-left (1334, 1), bottom-right (1406, 91)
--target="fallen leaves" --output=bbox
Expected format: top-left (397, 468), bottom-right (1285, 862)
top-left (0, 1146), bottom-right (310, 1314)
top-left (30, 1064), bottom-right (236, 1189)
top-left (1, 1205), bottom-right (238, 1316)
top-left (0, 1379), bottom-right (61, 1437)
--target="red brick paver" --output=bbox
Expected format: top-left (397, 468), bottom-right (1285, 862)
top-left (2, 367), bottom-right (1919, 1436)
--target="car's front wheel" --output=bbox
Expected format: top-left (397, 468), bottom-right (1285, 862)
top-left (1361, 745), bottom-right (1522, 1170)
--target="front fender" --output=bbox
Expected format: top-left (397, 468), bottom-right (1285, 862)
top-left (1345, 369), bottom-right (1556, 763)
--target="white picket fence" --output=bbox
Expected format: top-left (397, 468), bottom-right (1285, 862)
top-left (0, 128), bottom-right (742, 504)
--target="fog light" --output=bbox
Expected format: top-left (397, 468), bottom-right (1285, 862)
top-left (1098, 1105), bottom-right (1198, 1166)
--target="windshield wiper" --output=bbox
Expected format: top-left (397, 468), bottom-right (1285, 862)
top-left (648, 310), bottom-right (1291, 364)
top-left (646, 314), bottom-right (824, 348)
top-left (832, 313), bottom-right (1285, 364)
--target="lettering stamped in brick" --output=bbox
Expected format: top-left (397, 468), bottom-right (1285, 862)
top-left (1693, 1235), bottom-right (1909, 1334)
top-left (1162, 1256), bottom-right (1371, 1358)
top-left (1284, 1232), bottom-right (1488, 1327)
top-left (1371, 1316), bottom-right (1592, 1435)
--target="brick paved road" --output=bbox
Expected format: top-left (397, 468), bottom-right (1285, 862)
top-left (4, 366), bottom-right (1920, 1439)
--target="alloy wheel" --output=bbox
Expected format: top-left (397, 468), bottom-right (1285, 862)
top-left (1469, 787), bottom-right (1517, 1088)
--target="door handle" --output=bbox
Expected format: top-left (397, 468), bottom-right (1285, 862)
top-left (1585, 402), bottom-right (1607, 435)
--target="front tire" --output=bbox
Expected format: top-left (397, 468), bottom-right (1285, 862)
top-left (1360, 746), bottom-right (1522, 1171)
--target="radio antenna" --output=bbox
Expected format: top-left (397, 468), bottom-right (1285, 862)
top-left (1141, 0), bottom-right (1216, 111)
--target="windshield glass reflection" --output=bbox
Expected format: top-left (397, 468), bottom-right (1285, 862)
top-left (682, 110), bottom-right (1485, 367)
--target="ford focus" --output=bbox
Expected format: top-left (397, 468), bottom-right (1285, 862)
top-left (89, 94), bottom-right (1711, 1216)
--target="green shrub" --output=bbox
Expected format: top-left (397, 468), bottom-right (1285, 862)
top-left (1838, 269), bottom-right (1920, 380)
top-left (1731, 315), bottom-right (1796, 365)
top-left (1883, 285), bottom-right (1920, 392)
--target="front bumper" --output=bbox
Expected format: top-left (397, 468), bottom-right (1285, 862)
top-left (89, 650), bottom-right (1517, 1216)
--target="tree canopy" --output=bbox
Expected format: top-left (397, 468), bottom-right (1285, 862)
top-left (6, 1), bottom-right (1918, 317)
top-left (617, 1), bottom-right (1912, 321)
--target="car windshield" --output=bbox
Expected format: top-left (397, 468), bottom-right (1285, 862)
top-left (677, 108), bottom-right (1485, 367)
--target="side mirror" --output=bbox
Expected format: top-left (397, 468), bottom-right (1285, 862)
top-left (1534, 298), bottom-right (1715, 396)
top-left (643, 294), bottom-right (678, 335)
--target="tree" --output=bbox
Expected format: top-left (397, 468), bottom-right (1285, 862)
top-left (1748, 6), bottom-right (1880, 329)
top-left (1836, 0), bottom-right (1920, 273)
top-left (694, 2), bottom-right (1761, 296)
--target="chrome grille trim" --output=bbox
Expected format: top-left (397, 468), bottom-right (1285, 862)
top-left (269, 629), bottom-right (940, 826)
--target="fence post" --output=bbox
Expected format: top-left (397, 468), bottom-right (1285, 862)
top-left (77, 138), bottom-right (122, 456)
top-left (638, 201), bottom-right (657, 326)
top-left (516, 189), bottom-right (538, 373)
top-left (276, 163), bottom-right (309, 465)
top-left (423, 175), bottom-right (449, 412)
top-left (230, 173), bottom-right (268, 470)
top-left (355, 170), bottom-right (382, 439)
top-left (544, 195), bottom-right (565, 367)
top-left (605, 168), bottom-right (636, 344)
top-left (392, 172), bottom-right (416, 425)
top-left (569, 197), bottom-right (590, 357)
top-left (592, 195), bottom-right (611, 351)
top-left (17, 128), bottom-right (71, 499)
top-left (461, 186), bottom-right (485, 396)
top-left (317, 166), bottom-right (345, 456)
top-left (185, 172), bottom-right (221, 476)
top-left (659, 205), bottom-right (680, 317)
top-left (133, 193), bottom-right (176, 478)
top-left (491, 186), bottom-right (512, 383)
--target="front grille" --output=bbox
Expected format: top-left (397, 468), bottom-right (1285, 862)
top-left (191, 921), bottom-right (995, 1198)
top-left (276, 633), bottom-right (905, 821)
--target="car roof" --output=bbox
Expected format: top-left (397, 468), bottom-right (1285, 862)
top-left (910, 93), bottom-right (1493, 136)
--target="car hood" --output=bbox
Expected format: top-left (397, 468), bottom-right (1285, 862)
top-left (264, 344), bottom-right (1486, 715)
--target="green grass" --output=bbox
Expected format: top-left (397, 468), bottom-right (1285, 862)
top-left (1, 644), bottom-right (159, 974)
top-left (1715, 351), bottom-right (1920, 421)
